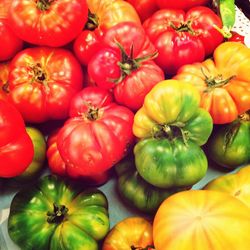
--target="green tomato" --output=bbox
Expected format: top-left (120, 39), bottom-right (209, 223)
top-left (8, 175), bottom-right (110, 250)
top-left (134, 138), bottom-right (208, 188)
top-left (205, 112), bottom-right (250, 169)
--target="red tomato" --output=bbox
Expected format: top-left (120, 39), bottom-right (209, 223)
top-left (0, 62), bottom-right (9, 100)
top-left (88, 22), bottom-right (165, 111)
top-left (0, 18), bottom-right (23, 61)
top-left (56, 87), bottom-right (135, 178)
top-left (0, 100), bottom-right (34, 178)
top-left (126, 0), bottom-right (159, 22)
top-left (8, 47), bottom-right (84, 123)
top-left (143, 7), bottom-right (224, 75)
top-left (73, 0), bottom-right (141, 66)
top-left (228, 31), bottom-right (245, 44)
top-left (156, 0), bottom-right (209, 10)
top-left (7, 0), bottom-right (88, 47)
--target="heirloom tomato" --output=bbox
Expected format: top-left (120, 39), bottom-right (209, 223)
top-left (153, 190), bottom-right (250, 250)
top-left (56, 87), bottom-right (135, 178)
top-left (156, 0), bottom-right (210, 10)
top-left (102, 217), bottom-right (153, 250)
top-left (0, 100), bottom-right (34, 178)
top-left (133, 80), bottom-right (213, 188)
top-left (0, 62), bottom-right (9, 100)
top-left (143, 7), bottom-right (223, 75)
top-left (204, 165), bottom-right (250, 208)
top-left (205, 111), bottom-right (250, 168)
top-left (73, 0), bottom-right (140, 66)
top-left (7, 0), bottom-right (88, 47)
top-left (8, 175), bottom-right (110, 250)
top-left (174, 42), bottom-right (250, 124)
top-left (88, 22), bottom-right (164, 111)
top-left (115, 155), bottom-right (187, 213)
top-left (8, 47), bottom-right (84, 123)
top-left (47, 129), bottom-right (111, 186)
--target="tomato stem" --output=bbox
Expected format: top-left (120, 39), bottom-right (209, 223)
top-left (47, 203), bottom-right (68, 224)
top-left (170, 21), bottom-right (199, 36)
top-left (85, 9), bottom-right (99, 31)
top-left (36, 0), bottom-right (54, 11)
top-left (87, 106), bottom-right (99, 121)
top-left (239, 111), bottom-right (250, 121)
top-left (131, 245), bottom-right (155, 250)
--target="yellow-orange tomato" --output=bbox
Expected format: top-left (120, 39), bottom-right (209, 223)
top-left (153, 190), bottom-right (250, 250)
top-left (102, 217), bottom-right (153, 250)
top-left (174, 42), bottom-right (250, 124)
top-left (204, 165), bottom-right (250, 207)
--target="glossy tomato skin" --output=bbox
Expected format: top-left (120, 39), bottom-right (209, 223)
top-left (102, 217), bottom-right (153, 250)
top-left (174, 42), bottom-right (250, 124)
top-left (73, 0), bottom-right (140, 66)
top-left (7, 0), bottom-right (88, 47)
top-left (88, 22), bottom-right (164, 111)
top-left (8, 47), bottom-right (84, 123)
top-left (156, 0), bottom-right (209, 10)
top-left (0, 100), bottom-right (34, 178)
top-left (228, 31), bottom-right (245, 44)
top-left (143, 7), bottom-right (223, 75)
top-left (0, 18), bottom-right (23, 61)
top-left (56, 87), bottom-right (135, 178)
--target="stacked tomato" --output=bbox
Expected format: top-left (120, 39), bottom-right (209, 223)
top-left (1, 0), bottom-right (250, 250)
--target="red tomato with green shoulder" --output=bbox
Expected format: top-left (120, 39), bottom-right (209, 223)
top-left (56, 87), bottom-right (135, 178)
top-left (0, 100), bottom-right (34, 178)
top-left (7, 0), bottom-right (88, 47)
top-left (143, 7), bottom-right (224, 75)
top-left (8, 47), bottom-right (84, 123)
top-left (156, 0), bottom-right (210, 10)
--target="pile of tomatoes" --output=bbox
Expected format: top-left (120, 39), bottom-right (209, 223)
top-left (1, 0), bottom-right (250, 249)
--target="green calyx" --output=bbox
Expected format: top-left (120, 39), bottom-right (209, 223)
top-left (131, 245), bottom-right (155, 250)
top-left (170, 20), bottom-right (199, 36)
top-left (85, 9), bottom-right (99, 31)
top-left (47, 203), bottom-right (68, 224)
top-left (36, 0), bottom-right (54, 11)
top-left (86, 106), bottom-right (99, 121)
top-left (30, 63), bottom-right (47, 84)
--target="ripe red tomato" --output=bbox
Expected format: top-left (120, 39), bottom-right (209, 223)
top-left (0, 100), bottom-right (34, 178)
top-left (228, 31), bottom-right (245, 44)
top-left (8, 47), bottom-right (84, 123)
top-left (156, 0), bottom-right (209, 10)
top-left (7, 0), bottom-right (88, 47)
top-left (56, 87), bottom-right (135, 178)
top-left (143, 7), bottom-right (224, 75)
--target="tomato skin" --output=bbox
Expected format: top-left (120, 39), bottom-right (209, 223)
top-left (156, 0), bottom-right (209, 10)
top-left (228, 31), bottom-right (245, 44)
top-left (174, 42), bottom-right (250, 124)
top-left (102, 217), bottom-right (153, 250)
top-left (8, 0), bottom-right (88, 47)
top-left (8, 47), bottom-right (84, 123)
top-left (0, 62), bottom-right (10, 100)
top-left (55, 87), bottom-right (135, 178)
top-left (143, 7), bottom-right (223, 75)
top-left (0, 100), bottom-right (34, 178)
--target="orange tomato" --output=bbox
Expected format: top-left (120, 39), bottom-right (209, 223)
top-left (174, 42), bottom-right (250, 124)
top-left (153, 190), bottom-right (250, 250)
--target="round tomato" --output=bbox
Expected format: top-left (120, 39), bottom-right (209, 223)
top-left (8, 47), bottom-right (84, 123)
top-left (174, 42), bottom-right (250, 124)
top-left (73, 0), bottom-right (140, 66)
top-left (102, 217), bottom-right (154, 250)
top-left (156, 0), bottom-right (210, 10)
top-left (0, 100), bottom-right (34, 178)
top-left (56, 87), bottom-right (135, 178)
top-left (0, 62), bottom-right (9, 100)
top-left (7, 0), bottom-right (88, 47)
top-left (153, 190), bottom-right (250, 250)
top-left (205, 111), bottom-right (250, 168)
top-left (88, 22), bottom-right (164, 111)
top-left (143, 7), bottom-right (223, 75)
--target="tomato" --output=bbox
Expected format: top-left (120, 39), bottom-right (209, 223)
top-left (205, 111), bottom-right (250, 168)
top-left (126, 0), bottom-right (159, 22)
top-left (56, 87), bottom-right (135, 178)
top-left (133, 80), bottom-right (213, 188)
top-left (153, 190), bottom-right (250, 250)
top-left (228, 31), bottom-right (245, 44)
top-left (0, 100), bottom-right (34, 178)
top-left (143, 7), bottom-right (224, 75)
top-left (8, 47), bottom-right (84, 123)
top-left (88, 22), bottom-right (164, 111)
top-left (102, 217), bottom-right (154, 250)
top-left (174, 42), bottom-right (250, 124)
top-left (7, 0), bottom-right (88, 47)
top-left (0, 62), bottom-right (9, 100)
top-left (0, 18), bottom-right (23, 61)
top-left (156, 0), bottom-right (210, 10)
top-left (73, 0), bottom-right (140, 66)
top-left (47, 129), bottom-right (111, 186)
top-left (8, 175), bottom-right (110, 250)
